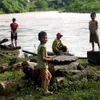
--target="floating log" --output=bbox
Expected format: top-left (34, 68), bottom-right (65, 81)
top-left (87, 51), bottom-right (100, 64)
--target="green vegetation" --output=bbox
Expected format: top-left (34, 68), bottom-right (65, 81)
top-left (0, 0), bottom-right (34, 14)
top-left (0, 48), bottom-right (100, 100)
top-left (0, 0), bottom-right (100, 14)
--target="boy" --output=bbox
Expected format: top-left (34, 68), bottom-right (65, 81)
top-left (52, 33), bottom-right (67, 55)
top-left (89, 12), bottom-right (100, 51)
top-left (10, 18), bottom-right (18, 47)
top-left (37, 31), bottom-right (53, 95)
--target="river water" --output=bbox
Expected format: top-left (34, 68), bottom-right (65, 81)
top-left (0, 11), bottom-right (100, 57)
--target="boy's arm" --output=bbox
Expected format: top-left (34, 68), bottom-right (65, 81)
top-left (41, 47), bottom-right (53, 62)
top-left (89, 21), bottom-right (91, 31)
top-left (96, 21), bottom-right (98, 29)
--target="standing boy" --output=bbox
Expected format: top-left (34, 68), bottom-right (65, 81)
top-left (89, 12), bottom-right (100, 51)
top-left (37, 31), bottom-right (53, 95)
top-left (10, 18), bottom-right (18, 47)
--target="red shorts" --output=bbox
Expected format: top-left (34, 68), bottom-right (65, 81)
top-left (40, 68), bottom-right (52, 80)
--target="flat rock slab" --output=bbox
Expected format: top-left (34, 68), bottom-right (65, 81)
top-left (87, 51), bottom-right (100, 64)
top-left (52, 55), bottom-right (77, 64)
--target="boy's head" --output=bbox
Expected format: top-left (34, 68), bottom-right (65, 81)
top-left (56, 33), bottom-right (63, 39)
top-left (90, 12), bottom-right (96, 20)
top-left (38, 31), bottom-right (48, 44)
top-left (12, 18), bottom-right (16, 22)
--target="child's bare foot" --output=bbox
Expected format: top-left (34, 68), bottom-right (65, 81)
top-left (44, 91), bottom-right (53, 96)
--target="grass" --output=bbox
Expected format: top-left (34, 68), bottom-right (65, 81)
top-left (0, 49), bottom-right (100, 100)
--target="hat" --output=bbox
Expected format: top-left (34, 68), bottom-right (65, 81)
top-left (56, 33), bottom-right (63, 37)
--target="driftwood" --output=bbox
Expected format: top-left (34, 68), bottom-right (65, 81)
top-left (22, 50), bottom-right (74, 57)
top-left (0, 44), bottom-right (21, 50)
top-left (0, 38), bottom-right (8, 44)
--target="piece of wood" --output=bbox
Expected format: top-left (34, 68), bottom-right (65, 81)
top-left (22, 50), bottom-right (37, 56)
top-left (87, 51), bottom-right (100, 64)
top-left (0, 45), bottom-right (21, 50)
top-left (0, 38), bottom-right (8, 44)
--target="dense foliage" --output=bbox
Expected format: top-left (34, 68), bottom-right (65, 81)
top-left (1, 0), bottom-right (100, 13)
top-left (34, 0), bottom-right (100, 12)
top-left (0, 0), bottom-right (34, 13)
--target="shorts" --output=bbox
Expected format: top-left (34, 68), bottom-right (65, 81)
top-left (11, 32), bottom-right (17, 40)
top-left (40, 68), bottom-right (52, 80)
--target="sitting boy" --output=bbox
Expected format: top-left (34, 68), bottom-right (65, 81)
top-left (52, 33), bottom-right (67, 55)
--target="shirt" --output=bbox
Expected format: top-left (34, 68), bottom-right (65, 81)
top-left (10, 22), bottom-right (18, 32)
top-left (52, 38), bottom-right (64, 52)
top-left (89, 20), bottom-right (98, 33)
top-left (37, 44), bottom-right (48, 69)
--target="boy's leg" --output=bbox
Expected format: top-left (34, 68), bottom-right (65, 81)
top-left (40, 68), bottom-right (53, 94)
top-left (11, 35), bottom-right (14, 47)
top-left (97, 42), bottom-right (100, 51)
top-left (40, 68), bottom-right (48, 92)
top-left (92, 42), bottom-right (94, 51)
top-left (11, 39), bottom-right (14, 47)
top-left (15, 34), bottom-right (17, 47)
top-left (15, 40), bottom-right (17, 47)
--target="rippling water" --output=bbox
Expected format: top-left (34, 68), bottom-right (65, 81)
top-left (0, 11), bottom-right (100, 57)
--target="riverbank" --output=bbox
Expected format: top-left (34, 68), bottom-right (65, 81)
top-left (0, 48), bottom-right (100, 100)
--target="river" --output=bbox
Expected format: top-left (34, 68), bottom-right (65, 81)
top-left (0, 11), bottom-right (100, 57)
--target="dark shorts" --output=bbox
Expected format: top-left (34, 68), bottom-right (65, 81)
top-left (11, 32), bottom-right (17, 40)
top-left (53, 46), bottom-right (67, 55)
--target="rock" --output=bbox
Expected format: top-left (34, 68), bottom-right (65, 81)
top-left (71, 68), bottom-right (100, 81)
top-left (0, 81), bottom-right (15, 95)
top-left (87, 51), bottom-right (100, 64)
top-left (53, 77), bottom-right (65, 82)
top-left (0, 63), bottom-right (8, 73)
top-left (0, 80), bottom-right (28, 95)
top-left (12, 63), bottom-right (22, 69)
top-left (52, 55), bottom-right (77, 64)
top-left (0, 44), bottom-right (21, 50)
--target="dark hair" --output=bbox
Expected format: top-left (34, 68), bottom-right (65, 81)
top-left (12, 18), bottom-right (16, 22)
top-left (38, 31), bottom-right (47, 40)
top-left (90, 12), bottom-right (96, 17)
